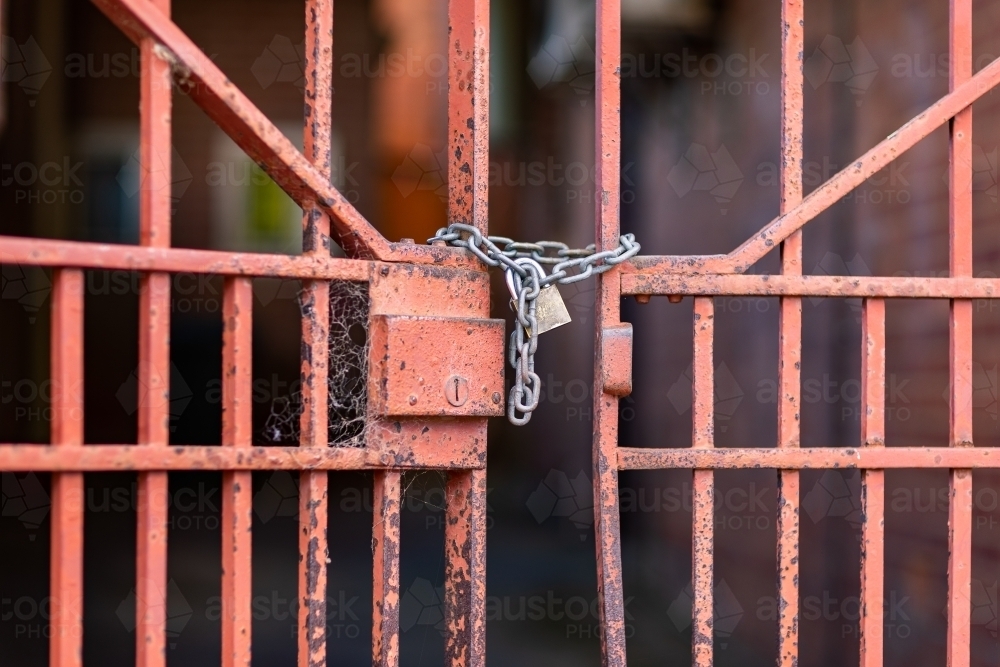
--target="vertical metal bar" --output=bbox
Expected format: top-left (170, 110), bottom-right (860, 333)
top-left (444, 0), bottom-right (489, 659)
top-left (298, 2), bottom-right (333, 665)
top-left (948, 2), bottom-right (973, 665)
top-left (440, 1), bottom-right (490, 659)
top-left (297, 472), bottom-right (328, 667)
top-left (372, 471), bottom-right (401, 667)
top-left (136, 1), bottom-right (172, 664)
top-left (50, 268), bottom-right (84, 667)
top-left (298, 0), bottom-right (333, 452)
top-left (447, 0), bottom-right (489, 233)
top-left (593, 0), bottom-right (627, 664)
top-left (443, 470), bottom-right (487, 667)
top-left (776, 4), bottom-right (803, 665)
top-left (221, 277), bottom-right (253, 667)
top-left (692, 297), bottom-right (715, 667)
top-left (860, 298), bottom-right (885, 667)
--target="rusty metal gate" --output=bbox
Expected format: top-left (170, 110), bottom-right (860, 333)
top-left (1, 0), bottom-right (494, 665)
top-left (2, 0), bottom-right (1000, 665)
top-left (592, 0), bottom-right (998, 666)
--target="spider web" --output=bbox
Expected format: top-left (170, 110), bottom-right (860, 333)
top-left (265, 280), bottom-right (370, 447)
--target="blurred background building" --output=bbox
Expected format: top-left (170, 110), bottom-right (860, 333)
top-left (3, 0), bottom-right (1000, 665)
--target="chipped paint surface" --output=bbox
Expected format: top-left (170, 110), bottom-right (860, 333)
top-left (444, 470), bottom-right (487, 667)
top-left (298, 5), bottom-right (334, 665)
top-left (447, 0), bottom-right (489, 235)
top-left (373, 472), bottom-right (402, 666)
top-left (592, 0), bottom-right (628, 664)
top-left (369, 316), bottom-right (504, 417)
top-left (222, 277), bottom-right (253, 667)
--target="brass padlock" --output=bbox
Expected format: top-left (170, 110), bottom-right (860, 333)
top-left (505, 258), bottom-right (572, 337)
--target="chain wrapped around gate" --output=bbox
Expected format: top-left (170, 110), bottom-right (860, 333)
top-left (429, 223), bottom-right (640, 425)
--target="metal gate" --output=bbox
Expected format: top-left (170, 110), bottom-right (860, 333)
top-left (591, 0), bottom-right (1000, 666)
top-left (0, 0), bottom-right (494, 665)
top-left (3, 0), bottom-right (1000, 665)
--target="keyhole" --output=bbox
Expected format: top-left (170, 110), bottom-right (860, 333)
top-left (445, 375), bottom-right (469, 407)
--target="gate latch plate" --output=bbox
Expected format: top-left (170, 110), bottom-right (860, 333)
top-left (370, 314), bottom-right (505, 417)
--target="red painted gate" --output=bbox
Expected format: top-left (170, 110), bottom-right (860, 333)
top-left (1, 0), bottom-right (493, 665)
top-left (592, 1), bottom-right (998, 666)
top-left (2, 0), bottom-right (999, 666)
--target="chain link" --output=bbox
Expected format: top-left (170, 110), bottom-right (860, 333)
top-left (428, 223), bottom-right (640, 425)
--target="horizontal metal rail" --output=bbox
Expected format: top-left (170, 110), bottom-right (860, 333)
top-left (622, 273), bottom-right (1000, 298)
top-left (618, 447), bottom-right (1000, 470)
top-left (0, 445), bottom-right (486, 470)
top-left (0, 235), bottom-right (372, 280)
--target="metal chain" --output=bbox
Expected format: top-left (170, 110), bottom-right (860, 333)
top-left (428, 223), bottom-right (640, 425)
